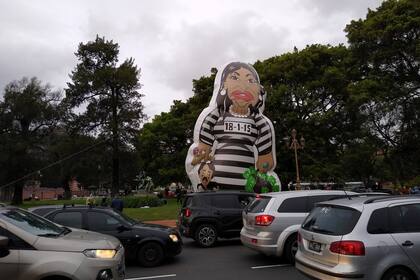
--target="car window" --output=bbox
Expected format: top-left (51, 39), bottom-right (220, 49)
top-left (390, 204), bottom-right (420, 233)
top-left (183, 197), bottom-right (193, 207)
top-left (87, 211), bottom-right (121, 231)
top-left (0, 226), bottom-right (32, 249)
top-left (238, 195), bottom-right (254, 209)
top-left (278, 197), bottom-right (308, 213)
top-left (211, 195), bottom-right (240, 209)
top-left (367, 208), bottom-right (389, 234)
top-left (52, 211), bottom-right (83, 228)
top-left (302, 205), bottom-right (361, 235)
top-left (0, 209), bottom-right (63, 237)
top-left (246, 196), bottom-right (271, 213)
top-left (31, 208), bottom-right (57, 217)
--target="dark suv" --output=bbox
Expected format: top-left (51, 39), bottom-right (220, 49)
top-left (178, 191), bottom-right (255, 247)
top-left (29, 205), bottom-right (182, 267)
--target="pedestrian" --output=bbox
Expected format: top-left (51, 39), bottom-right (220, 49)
top-left (175, 185), bottom-right (181, 204)
top-left (111, 195), bottom-right (124, 212)
top-left (86, 193), bottom-right (95, 206)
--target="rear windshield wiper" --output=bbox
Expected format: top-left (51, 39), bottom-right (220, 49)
top-left (310, 227), bottom-right (335, 234)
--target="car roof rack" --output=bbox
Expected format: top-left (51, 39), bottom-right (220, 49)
top-left (364, 195), bottom-right (419, 204)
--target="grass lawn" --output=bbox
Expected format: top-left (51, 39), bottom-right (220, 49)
top-left (124, 199), bottom-right (181, 221)
top-left (13, 198), bottom-right (181, 221)
top-left (19, 198), bottom-right (87, 209)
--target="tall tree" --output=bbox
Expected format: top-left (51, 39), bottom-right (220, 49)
top-left (255, 44), bottom-right (365, 183)
top-left (0, 77), bottom-right (62, 204)
top-left (345, 0), bottom-right (420, 183)
top-left (65, 36), bottom-right (146, 194)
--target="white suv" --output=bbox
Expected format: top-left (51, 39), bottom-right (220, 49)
top-left (0, 206), bottom-right (125, 280)
top-left (241, 190), bottom-right (358, 263)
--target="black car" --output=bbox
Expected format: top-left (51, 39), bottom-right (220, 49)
top-left (29, 205), bottom-right (182, 267)
top-left (178, 191), bottom-right (255, 247)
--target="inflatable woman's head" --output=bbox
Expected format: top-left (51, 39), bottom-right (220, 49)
top-left (213, 62), bottom-right (266, 116)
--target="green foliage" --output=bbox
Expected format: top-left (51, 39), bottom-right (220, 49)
top-left (94, 195), bottom-right (162, 208)
top-left (345, 0), bottom-right (420, 183)
top-left (0, 77), bottom-right (63, 204)
top-left (136, 70), bottom-right (216, 186)
top-left (65, 35), bottom-right (146, 193)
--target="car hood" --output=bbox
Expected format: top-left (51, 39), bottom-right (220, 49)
top-left (34, 228), bottom-right (120, 252)
top-left (134, 222), bottom-right (174, 233)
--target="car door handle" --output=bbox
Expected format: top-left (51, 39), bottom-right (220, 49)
top-left (402, 241), bottom-right (413, 247)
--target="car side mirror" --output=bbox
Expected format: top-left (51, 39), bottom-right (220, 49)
top-left (0, 236), bottom-right (10, 258)
top-left (117, 225), bottom-right (130, 232)
top-left (0, 236), bottom-right (9, 249)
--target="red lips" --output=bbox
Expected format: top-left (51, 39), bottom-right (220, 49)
top-left (231, 90), bottom-right (254, 102)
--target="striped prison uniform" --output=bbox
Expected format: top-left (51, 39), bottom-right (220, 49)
top-left (199, 108), bottom-right (273, 190)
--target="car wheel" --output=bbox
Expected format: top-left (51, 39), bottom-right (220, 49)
top-left (284, 234), bottom-right (298, 264)
top-left (382, 268), bottom-right (415, 280)
top-left (137, 242), bottom-right (164, 267)
top-left (195, 224), bottom-right (217, 247)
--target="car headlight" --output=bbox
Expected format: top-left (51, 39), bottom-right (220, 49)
top-left (84, 249), bottom-right (117, 259)
top-left (169, 234), bottom-right (179, 242)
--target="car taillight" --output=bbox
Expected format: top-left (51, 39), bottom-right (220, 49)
top-left (297, 232), bottom-right (302, 244)
top-left (255, 215), bottom-right (274, 226)
top-left (330, 241), bottom-right (365, 256)
top-left (184, 208), bottom-right (191, 218)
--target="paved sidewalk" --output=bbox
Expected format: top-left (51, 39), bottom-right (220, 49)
top-left (145, 219), bottom-right (177, 228)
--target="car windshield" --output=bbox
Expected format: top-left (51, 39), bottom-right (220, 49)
top-left (1, 208), bottom-right (67, 237)
top-left (110, 209), bottom-right (138, 226)
top-left (302, 205), bottom-right (361, 236)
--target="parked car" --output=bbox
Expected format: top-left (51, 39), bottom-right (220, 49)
top-left (410, 186), bottom-right (420, 195)
top-left (240, 190), bottom-right (359, 263)
top-left (30, 205), bottom-right (182, 267)
top-left (178, 191), bottom-right (255, 247)
top-left (296, 195), bottom-right (420, 280)
top-left (0, 206), bottom-right (124, 280)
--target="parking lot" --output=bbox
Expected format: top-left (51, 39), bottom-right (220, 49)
top-left (125, 238), bottom-right (307, 280)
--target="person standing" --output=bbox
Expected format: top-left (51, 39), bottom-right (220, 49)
top-left (111, 196), bottom-right (124, 212)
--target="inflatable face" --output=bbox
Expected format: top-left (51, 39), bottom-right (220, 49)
top-left (185, 62), bottom-right (280, 192)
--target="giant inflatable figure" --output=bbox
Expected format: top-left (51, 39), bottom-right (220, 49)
top-left (186, 62), bottom-right (280, 192)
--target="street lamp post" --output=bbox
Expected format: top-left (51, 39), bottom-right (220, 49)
top-left (289, 129), bottom-right (305, 190)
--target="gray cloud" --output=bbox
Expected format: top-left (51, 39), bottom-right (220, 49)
top-left (0, 0), bottom-right (384, 116)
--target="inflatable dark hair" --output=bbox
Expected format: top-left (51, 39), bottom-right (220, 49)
top-left (215, 62), bottom-right (265, 116)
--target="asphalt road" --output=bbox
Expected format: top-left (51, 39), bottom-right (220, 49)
top-left (125, 237), bottom-right (308, 280)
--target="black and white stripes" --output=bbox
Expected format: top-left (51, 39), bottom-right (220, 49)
top-left (199, 108), bottom-right (273, 190)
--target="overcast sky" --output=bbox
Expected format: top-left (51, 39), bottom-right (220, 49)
top-left (0, 0), bottom-right (383, 118)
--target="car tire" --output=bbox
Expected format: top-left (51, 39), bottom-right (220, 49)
top-left (382, 267), bottom-right (415, 280)
top-left (195, 224), bottom-right (217, 247)
top-left (137, 242), bottom-right (164, 267)
top-left (284, 234), bottom-right (298, 264)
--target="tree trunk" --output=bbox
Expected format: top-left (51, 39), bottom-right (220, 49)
top-left (12, 182), bottom-right (23, 205)
top-left (111, 88), bottom-right (120, 195)
top-left (62, 175), bottom-right (71, 200)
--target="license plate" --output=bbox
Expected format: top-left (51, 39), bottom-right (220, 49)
top-left (308, 241), bottom-right (322, 252)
